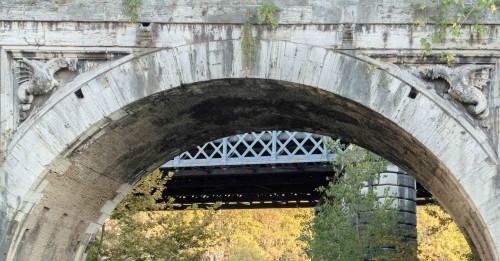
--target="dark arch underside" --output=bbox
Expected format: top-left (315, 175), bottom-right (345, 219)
top-left (10, 79), bottom-right (487, 260)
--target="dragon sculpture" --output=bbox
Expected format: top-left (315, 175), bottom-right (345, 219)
top-left (16, 57), bottom-right (77, 120)
top-left (420, 64), bottom-right (492, 120)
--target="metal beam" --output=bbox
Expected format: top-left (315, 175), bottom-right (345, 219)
top-left (162, 131), bottom-right (348, 168)
top-left (159, 131), bottom-right (433, 209)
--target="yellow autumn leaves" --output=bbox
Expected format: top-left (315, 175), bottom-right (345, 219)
top-left (417, 205), bottom-right (473, 260)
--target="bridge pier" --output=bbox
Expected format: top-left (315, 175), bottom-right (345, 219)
top-left (373, 164), bottom-right (418, 241)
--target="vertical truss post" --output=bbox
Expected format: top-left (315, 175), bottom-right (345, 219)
top-left (161, 131), bottom-right (341, 168)
top-left (271, 131), bottom-right (277, 161)
top-left (222, 137), bottom-right (228, 164)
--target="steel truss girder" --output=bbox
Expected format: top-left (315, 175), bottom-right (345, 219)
top-left (162, 131), bottom-right (347, 168)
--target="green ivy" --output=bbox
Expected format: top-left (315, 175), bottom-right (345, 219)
top-left (242, 10), bottom-right (256, 68)
top-left (241, 2), bottom-right (282, 68)
top-left (258, 2), bottom-right (282, 29)
top-left (420, 37), bottom-right (433, 57)
top-left (124, 0), bottom-right (141, 23)
top-left (415, 0), bottom-right (499, 62)
top-left (366, 65), bottom-right (379, 74)
top-left (439, 52), bottom-right (455, 65)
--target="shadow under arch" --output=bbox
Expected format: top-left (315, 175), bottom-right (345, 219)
top-left (2, 41), bottom-right (497, 261)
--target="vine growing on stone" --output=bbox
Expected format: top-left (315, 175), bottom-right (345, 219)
top-left (258, 2), bottom-right (282, 29)
top-left (242, 10), bottom-right (256, 68)
top-left (124, 0), bottom-right (142, 23)
top-left (415, 0), bottom-right (498, 64)
top-left (241, 2), bottom-right (281, 68)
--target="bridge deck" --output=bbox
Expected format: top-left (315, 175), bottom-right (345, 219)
top-left (159, 131), bottom-right (431, 210)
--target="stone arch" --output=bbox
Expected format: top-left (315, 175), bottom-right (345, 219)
top-left (1, 40), bottom-right (499, 260)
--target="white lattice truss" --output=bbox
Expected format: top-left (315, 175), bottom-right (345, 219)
top-left (162, 131), bottom-right (348, 168)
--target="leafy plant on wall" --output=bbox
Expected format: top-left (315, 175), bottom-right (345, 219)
top-left (415, 0), bottom-right (499, 64)
top-left (124, 0), bottom-right (142, 23)
top-left (241, 2), bottom-right (281, 68)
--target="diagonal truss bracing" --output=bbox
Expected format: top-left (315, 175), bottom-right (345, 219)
top-left (162, 131), bottom-right (347, 168)
top-left (159, 131), bottom-right (427, 209)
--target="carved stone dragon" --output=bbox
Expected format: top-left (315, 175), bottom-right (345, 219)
top-left (420, 64), bottom-right (492, 120)
top-left (16, 57), bottom-right (77, 120)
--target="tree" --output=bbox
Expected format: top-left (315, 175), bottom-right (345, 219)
top-left (86, 170), bottom-right (222, 261)
top-left (209, 208), bottom-right (312, 261)
top-left (417, 204), bottom-right (476, 261)
top-left (301, 141), bottom-right (417, 260)
top-left (86, 168), bottom-right (313, 261)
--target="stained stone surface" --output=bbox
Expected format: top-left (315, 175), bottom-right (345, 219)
top-left (0, 1), bottom-right (500, 261)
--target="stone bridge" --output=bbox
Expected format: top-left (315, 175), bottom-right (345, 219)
top-left (0, 1), bottom-right (500, 260)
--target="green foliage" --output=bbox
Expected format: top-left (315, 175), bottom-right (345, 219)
top-left (472, 24), bottom-right (489, 36)
top-left (415, 20), bottom-right (426, 27)
top-left (420, 38), bottom-right (433, 57)
top-left (84, 165), bottom-right (474, 260)
top-left (241, 3), bottom-right (281, 68)
top-left (258, 2), bottom-right (281, 29)
top-left (86, 170), bottom-right (222, 261)
top-left (301, 141), bottom-right (417, 260)
top-left (87, 169), bottom-right (311, 261)
top-left (366, 65), bottom-right (380, 74)
top-left (85, 234), bottom-right (105, 261)
top-left (416, 0), bottom-right (498, 61)
top-left (440, 52), bottom-right (456, 65)
top-left (241, 10), bottom-right (256, 68)
top-left (111, 169), bottom-right (171, 220)
top-left (124, 0), bottom-right (141, 23)
top-left (416, 3), bottom-right (428, 10)
top-left (87, 209), bottom-right (222, 261)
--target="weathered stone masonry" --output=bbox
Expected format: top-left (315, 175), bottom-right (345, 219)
top-left (0, 1), bottom-right (500, 260)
